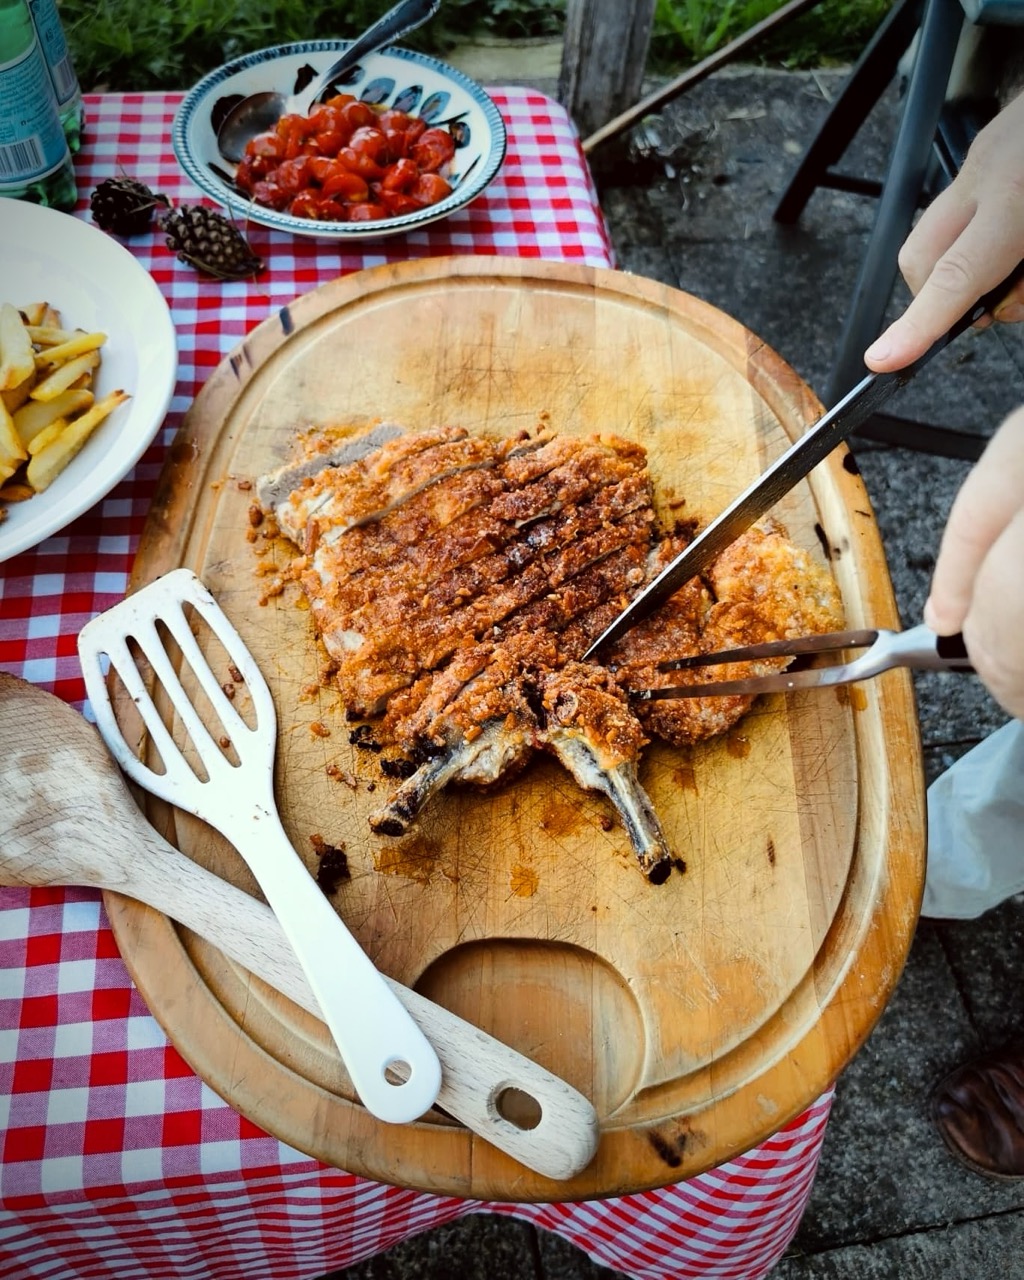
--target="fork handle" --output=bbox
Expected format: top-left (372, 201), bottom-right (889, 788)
top-left (229, 803), bottom-right (443, 1124)
top-left (890, 624), bottom-right (973, 671)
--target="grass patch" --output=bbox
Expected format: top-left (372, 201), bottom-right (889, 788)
top-left (63, 0), bottom-right (890, 92)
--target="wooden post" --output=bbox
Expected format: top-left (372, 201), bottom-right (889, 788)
top-left (558, 0), bottom-right (657, 137)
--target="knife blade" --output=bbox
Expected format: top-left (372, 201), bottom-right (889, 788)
top-left (582, 270), bottom-right (1017, 660)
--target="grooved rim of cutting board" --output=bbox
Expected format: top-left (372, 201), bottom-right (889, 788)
top-left (106, 256), bottom-right (924, 1201)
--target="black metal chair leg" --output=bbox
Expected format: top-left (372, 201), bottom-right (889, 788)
top-left (773, 0), bottom-right (925, 224)
top-left (825, 0), bottom-right (966, 403)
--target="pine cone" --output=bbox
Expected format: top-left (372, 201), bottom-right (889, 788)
top-left (161, 205), bottom-right (264, 281)
top-left (90, 176), bottom-right (170, 236)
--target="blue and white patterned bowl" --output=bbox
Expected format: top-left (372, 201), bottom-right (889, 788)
top-left (173, 42), bottom-right (507, 240)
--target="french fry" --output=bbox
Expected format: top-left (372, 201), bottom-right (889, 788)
top-left (0, 479), bottom-right (34, 503)
top-left (0, 398), bottom-right (28, 485)
top-left (20, 303), bottom-right (47, 327)
top-left (26, 416), bottom-right (70, 457)
top-left (29, 349), bottom-right (100, 401)
top-left (26, 324), bottom-right (77, 346)
top-left (0, 299), bottom-right (132, 512)
top-left (0, 373), bottom-right (34, 415)
top-left (13, 388), bottom-right (93, 448)
top-left (0, 303), bottom-right (36, 392)
top-left (34, 330), bottom-right (106, 368)
top-left (26, 388), bottom-right (130, 493)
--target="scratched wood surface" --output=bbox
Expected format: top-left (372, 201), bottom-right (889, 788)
top-left (107, 257), bottom-right (925, 1201)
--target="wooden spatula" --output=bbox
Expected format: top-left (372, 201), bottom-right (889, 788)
top-left (0, 670), bottom-right (600, 1180)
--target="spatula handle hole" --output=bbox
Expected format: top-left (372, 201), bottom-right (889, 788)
top-left (495, 1086), bottom-right (543, 1131)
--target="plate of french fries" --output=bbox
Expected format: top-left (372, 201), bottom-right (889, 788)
top-left (0, 201), bottom-right (177, 563)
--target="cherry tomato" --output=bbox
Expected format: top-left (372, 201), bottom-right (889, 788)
top-left (250, 179), bottom-right (290, 210)
top-left (347, 202), bottom-right (389, 222)
top-left (307, 155), bottom-right (341, 184)
top-left (247, 130), bottom-right (286, 159)
top-left (287, 190), bottom-right (323, 219)
top-left (307, 104), bottom-right (343, 134)
top-left (321, 170), bottom-right (369, 202)
top-left (410, 172), bottom-right (452, 206)
top-left (348, 126), bottom-right (388, 162)
top-left (339, 100), bottom-right (376, 132)
top-left (410, 128), bottom-right (456, 174)
top-left (314, 196), bottom-right (351, 220)
top-left (378, 189), bottom-right (422, 216)
top-left (382, 128), bottom-right (411, 163)
top-left (381, 157), bottom-right (419, 193)
top-left (273, 156), bottom-right (312, 195)
top-left (235, 154), bottom-right (274, 190)
top-left (337, 146), bottom-right (386, 181)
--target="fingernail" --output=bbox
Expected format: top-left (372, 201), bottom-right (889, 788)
top-left (994, 301), bottom-right (1024, 323)
top-left (864, 337), bottom-right (891, 364)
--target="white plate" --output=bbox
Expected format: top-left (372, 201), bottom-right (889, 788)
top-left (0, 202), bottom-right (177, 564)
top-left (173, 42), bottom-right (507, 240)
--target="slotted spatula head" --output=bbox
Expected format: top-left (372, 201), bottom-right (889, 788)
top-left (78, 568), bottom-right (443, 1125)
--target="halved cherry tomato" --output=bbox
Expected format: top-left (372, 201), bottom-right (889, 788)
top-left (321, 170), bottom-right (369, 202)
top-left (235, 153), bottom-right (275, 190)
top-left (381, 157), bottom-right (419, 193)
top-left (250, 179), bottom-right (290, 210)
top-left (348, 126), bottom-right (388, 162)
top-left (273, 156), bottom-right (312, 195)
top-left (347, 202), bottom-right (389, 222)
top-left (287, 190), bottom-right (323, 219)
top-left (247, 130), bottom-right (286, 159)
top-left (410, 172), bottom-right (453, 205)
top-left (410, 128), bottom-right (456, 173)
top-left (307, 155), bottom-right (341, 184)
top-left (337, 146), bottom-right (386, 181)
top-left (378, 189), bottom-right (422, 216)
top-left (340, 100), bottom-right (377, 132)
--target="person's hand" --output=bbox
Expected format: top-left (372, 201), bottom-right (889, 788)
top-left (925, 405), bottom-right (1024, 719)
top-left (865, 89), bottom-right (1024, 373)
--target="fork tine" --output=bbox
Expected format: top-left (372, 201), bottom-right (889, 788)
top-left (656, 628), bottom-right (882, 671)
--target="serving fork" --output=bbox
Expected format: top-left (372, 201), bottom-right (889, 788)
top-left (628, 623), bottom-right (973, 701)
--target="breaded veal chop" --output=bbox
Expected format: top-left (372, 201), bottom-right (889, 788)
top-left (258, 422), bottom-right (843, 884)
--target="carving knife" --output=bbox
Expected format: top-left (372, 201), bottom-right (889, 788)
top-left (583, 271), bottom-right (1018, 660)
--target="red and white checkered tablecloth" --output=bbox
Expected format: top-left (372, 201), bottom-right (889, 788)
top-left (0, 90), bottom-right (833, 1280)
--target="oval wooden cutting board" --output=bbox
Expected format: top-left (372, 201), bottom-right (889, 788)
top-left (108, 256), bottom-right (924, 1201)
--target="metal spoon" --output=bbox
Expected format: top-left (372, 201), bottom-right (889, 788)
top-left (217, 0), bottom-right (442, 163)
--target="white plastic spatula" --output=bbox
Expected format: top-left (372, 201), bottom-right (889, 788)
top-left (78, 567), bottom-right (442, 1125)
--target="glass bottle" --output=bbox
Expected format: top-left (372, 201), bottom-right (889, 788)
top-left (27, 0), bottom-right (84, 151)
top-left (0, 0), bottom-right (77, 209)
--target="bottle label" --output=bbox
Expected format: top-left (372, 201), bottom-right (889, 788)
top-left (28, 0), bottom-right (79, 109)
top-left (0, 36), bottom-right (69, 186)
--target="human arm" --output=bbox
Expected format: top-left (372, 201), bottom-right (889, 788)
top-left (864, 88), bottom-right (1024, 372)
top-left (924, 405), bottom-right (1024, 719)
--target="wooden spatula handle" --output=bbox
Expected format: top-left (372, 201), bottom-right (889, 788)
top-left (118, 831), bottom-right (601, 1180)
